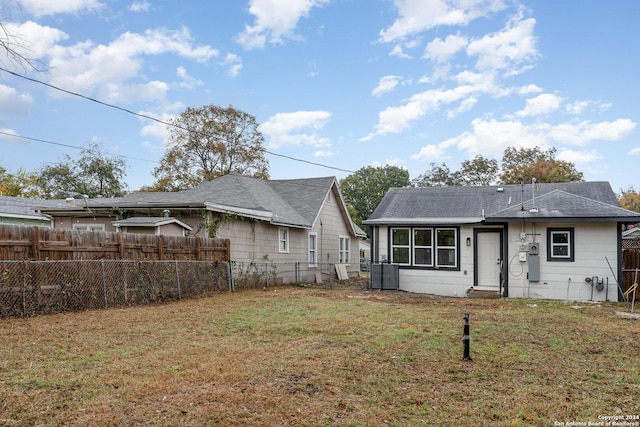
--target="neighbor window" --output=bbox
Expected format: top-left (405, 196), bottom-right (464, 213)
top-left (278, 228), bottom-right (289, 253)
top-left (390, 227), bottom-right (458, 268)
top-left (339, 236), bottom-right (350, 264)
top-left (73, 224), bottom-right (105, 232)
top-left (308, 233), bottom-right (317, 266)
top-left (547, 228), bottom-right (574, 261)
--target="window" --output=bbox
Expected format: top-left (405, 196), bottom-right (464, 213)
top-left (308, 233), bottom-right (317, 266)
top-left (73, 224), bottom-right (105, 232)
top-left (339, 236), bottom-right (350, 264)
top-left (413, 228), bottom-right (433, 266)
top-left (391, 228), bottom-right (410, 265)
top-left (278, 228), bottom-right (289, 253)
top-left (390, 227), bottom-right (458, 268)
top-left (547, 228), bottom-right (574, 261)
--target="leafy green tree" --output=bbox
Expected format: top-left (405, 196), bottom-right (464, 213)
top-left (0, 167), bottom-right (40, 197)
top-left (340, 165), bottom-right (411, 229)
top-left (36, 142), bottom-right (128, 198)
top-left (500, 147), bottom-right (583, 184)
top-left (618, 187), bottom-right (640, 213)
top-left (459, 155), bottom-right (499, 186)
top-left (151, 105), bottom-right (269, 191)
top-left (413, 163), bottom-right (461, 187)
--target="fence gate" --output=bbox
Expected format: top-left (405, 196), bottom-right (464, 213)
top-left (370, 263), bottom-right (399, 291)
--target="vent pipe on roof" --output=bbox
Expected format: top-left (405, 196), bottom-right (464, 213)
top-left (163, 209), bottom-right (170, 218)
top-left (529, 178), bottom-right (539, 213)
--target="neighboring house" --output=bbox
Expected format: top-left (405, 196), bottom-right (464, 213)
top-left (363, 181), bottom-right (640, 301)
top-left (39, 174), bottom-right (366, 283)
top-left (112, 215), bottom-right (193, 236)
top-left (0, 195), bottom-right (53, 228)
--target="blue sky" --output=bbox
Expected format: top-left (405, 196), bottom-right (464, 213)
top-left (0, 0), bottom-right (638, 193)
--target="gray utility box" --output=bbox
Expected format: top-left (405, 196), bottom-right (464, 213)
top-left (370, 263), bottom-right (399, 290)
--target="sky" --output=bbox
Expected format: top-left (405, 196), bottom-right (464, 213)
top-left (0, 0), bottom-right (638, 194)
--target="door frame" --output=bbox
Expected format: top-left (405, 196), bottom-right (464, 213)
top-left (473, 227), bottom-right (508, 297)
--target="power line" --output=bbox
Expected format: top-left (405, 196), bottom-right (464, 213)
top-left (0, 66), bottom-right (356, 174)
top-left (0, 131), bottom-right (159, 164)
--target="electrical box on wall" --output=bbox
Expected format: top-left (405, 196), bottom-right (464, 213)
top-left (528, 242), bottom-right (539, 255)
top-left (528, 254), bottom-right (540, 281)
top-left (519, 252), bottom-right (527, 262)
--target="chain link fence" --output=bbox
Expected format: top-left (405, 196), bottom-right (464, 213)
top-left (0, 260), bottom-right (230, 318)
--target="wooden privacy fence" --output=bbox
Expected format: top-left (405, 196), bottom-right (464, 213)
top-left (622, 248), bottom-right (640, 301)
top-left (0, 225), bottom-right (230, 262)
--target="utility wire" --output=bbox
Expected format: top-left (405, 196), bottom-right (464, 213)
top-left (0, 131), bottom-right (159, 164)
top-left (0, 66), bottom-right (356, 174)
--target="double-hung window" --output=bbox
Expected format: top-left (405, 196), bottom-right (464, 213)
top-left (547, 228), bottom-right (574, 261)
top-left (278, 227), bottom-right (289, 253)
top-left (390, 227), bottom-right (458, 268)
top-left (339, 236), bottom-right (350, 264)
top-left (308, 233), bottom-right (317, 266)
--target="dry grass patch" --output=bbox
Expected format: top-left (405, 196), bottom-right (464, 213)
top-left (1, 287), bottom-right (638, 426)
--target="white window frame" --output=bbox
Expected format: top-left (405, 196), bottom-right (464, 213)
top-left (389, 226), bottom-right (458, 268)
top-left (308, 232), bottom-right (318, 267)
top-left (73, 223), bottom-right (105, 232)
top-left (547, 228), bottom-right (574, 261)
top-left (390, 228), bottom-right (411, 265)
top-left (278, 227), bottom-right (289, 253)
top-left (339, 235), bottom-right (350, 264)
top-left (413, 228), bottom-right (433, 267)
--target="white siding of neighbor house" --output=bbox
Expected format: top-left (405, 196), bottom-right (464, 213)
top-left (373, 222), bottom-right (619, 301)
top-left (212, 186), bottom-right (359, 283)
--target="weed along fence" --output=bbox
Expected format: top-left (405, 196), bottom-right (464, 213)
top-left (0, 225), bottom-right (231, 318)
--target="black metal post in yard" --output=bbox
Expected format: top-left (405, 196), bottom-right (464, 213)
top-left (463, 312), bottom-right (472, 361)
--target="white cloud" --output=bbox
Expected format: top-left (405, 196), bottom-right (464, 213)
top-left (221, 53), bottom-right (243, 77)
top-left (236, 0), bottom-right (330, 50)
top-left (556, 149), bottom-right (602, 165)
top-left (517, 84), bottom-right (543, 95)
top-left (516, 93), bottom-right (563, 117)
top-left (372, 75), bottom-right (400, 96)
top-left (424, 33), bottom-right (468, 63)
top-left (0, 84), bottom-right (34, 115)
top-left (129, 1), bottom-right (151, 12)
top-left (564, 100), bottom-right (590, 115)
top-left (4, 21), bottom-right (69, 61)
top-left (176, 66), bottom-right (203, 89)
top-left (313, 150), bottom-right (334, 158)
top-left (19, 0), bottom-right (103, 17)
top-left (630, 147), bottom-right (640, 155)
top-left (548, 119), bottom-right (636, 146)
top-left (411, 144), bottom-right (445, 161)
top-left (380, 0), bottom-right (506, 43)
top-left (46, 27), bottom-right (218, 103)
top-left (447, 97), bottom-right (477, 118)
top-left (261, 110), bottom-right (332, 149)
top-left (361, 85), bottom-right (478, 141)
top-left (466, 11), bottom-right (538, 74)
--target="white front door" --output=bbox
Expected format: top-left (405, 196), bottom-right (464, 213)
top-left (476, 231), bottom-right (502, 289)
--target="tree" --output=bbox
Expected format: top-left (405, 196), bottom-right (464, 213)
top-left (1, 3), bottom-right (46, 71)
top-left (413, 156), bottom-right (499, 187)
top-left (340, 165), bottom-right (411, 229)
top-left (458, 155), bottom-right (499, 186)
top-left (36, 143), bottom-right (128, 198)
top-left (500, 147), bottom-right (583, 184)
top-left (618, 187), bottom-right (640, 213)
top-left (0, 167), bottom-right (39, 197)
top-left (412, 163), bottom-right (460, 187)
top-left (151, 105), bottom-right (269, 191)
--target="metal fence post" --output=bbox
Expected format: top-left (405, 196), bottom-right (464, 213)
top-left (175, 260), bottom-right (181, 299)
top-left (101, 259), bottom-right (107, 308)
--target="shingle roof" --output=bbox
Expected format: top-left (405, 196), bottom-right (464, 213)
top-left (0, 196), bottom-right (58, 219)
top-left (112, 216), bottom-right (193, 230)
top-left (365, 181), bottom-right (640, 224)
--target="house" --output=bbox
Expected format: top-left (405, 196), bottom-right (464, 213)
top-left (39, 174), bottom-right (366, 283)
top-left (0, 195), bottom-right (53, 228)
top-left (112, 215), bottom-right (193, 236)
top-left (363, 181), bottom-right (640, 301)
